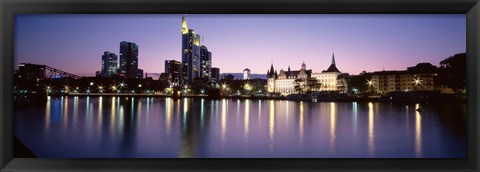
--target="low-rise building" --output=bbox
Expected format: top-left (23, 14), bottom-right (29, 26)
top-left (370, 70), bottom-right (436, 94)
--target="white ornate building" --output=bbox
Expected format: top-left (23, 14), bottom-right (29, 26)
top-left (311, 54), bottom-right (348, 93)
top-left (267, 54), bottom-right (348, 95)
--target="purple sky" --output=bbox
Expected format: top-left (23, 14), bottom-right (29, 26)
top-left (15, 14), bottom-right (466, 76)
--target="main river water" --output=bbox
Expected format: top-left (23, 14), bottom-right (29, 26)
top-left (15, 96), bottom-right (466, 158)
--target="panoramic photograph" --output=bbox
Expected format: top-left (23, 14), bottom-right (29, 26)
top-left (14, 14), bottom-right (466, 158)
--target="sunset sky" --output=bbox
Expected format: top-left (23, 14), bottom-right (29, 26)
top-left (15, 14), bottom-right (466, 76)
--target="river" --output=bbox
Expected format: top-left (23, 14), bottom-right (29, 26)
top-left (14, 96), bottom-right (466, 158)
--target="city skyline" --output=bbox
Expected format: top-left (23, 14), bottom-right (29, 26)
top-left (15, 14), bottom-right (466, 76)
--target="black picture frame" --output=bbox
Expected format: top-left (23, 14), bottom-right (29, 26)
top-left (1, 0), bottom-right (479, 171)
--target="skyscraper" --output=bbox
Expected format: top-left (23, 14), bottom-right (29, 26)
top-left (100, 51), bottom-right (118, 77)
top-left (200, 45), bottom-right (212, 80)
top-left (165, 60), bottom-right (183, 83)
top-left (119, 41), bottom-right (142, 79)
top-left (181, 15), bottom-right (201, 83)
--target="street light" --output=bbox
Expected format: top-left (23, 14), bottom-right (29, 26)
top-left (90, 82), bottom-right (94, 86)
top-left (366, 79), bottom-right (374, 95)
top-left (244, 83), bottom-right (252, 92)
top-left (367, 80), bottom-right (373, 86)
top-left (138, 84), bottom-right (142, 88)
top-left (413, 77), bottom-right (422, 86)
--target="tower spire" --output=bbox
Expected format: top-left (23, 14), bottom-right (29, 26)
top-left (182, 14), bottom-right (189, 34)
top-left (332, 53), bottom-right (336, 65)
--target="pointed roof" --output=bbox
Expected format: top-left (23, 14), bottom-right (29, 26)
top-left (268, 64), bottom-right (275, 78)
top-left (324, 53), bottom-right (340, 73)
top-left (331, 53), bottom-right (336, 65)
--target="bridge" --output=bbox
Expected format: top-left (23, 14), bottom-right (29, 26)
top-left (18, 63), bottom-right (83, 79)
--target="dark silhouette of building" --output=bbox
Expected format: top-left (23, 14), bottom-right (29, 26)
top-left (100, 51), bottom-right (118, 77)
top-left (211, 67), bottom-right (220, 82)
top-left (323, 53), bottom-right (341, 73)
top-left (164, 60), bottom-right (183, 84)
top-left (224, 74), bottom-right (234, 80)
top-left (119, 41), bottom-right (143, 79)
top-left (17, 63), bottom-right (46, 80)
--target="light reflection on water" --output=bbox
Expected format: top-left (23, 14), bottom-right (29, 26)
top-left (415, 103), bottom-right (423, 158)
top-left (368, 102), bottom-right (375, 158)
top-left (16, 97), bottom-right (466, 158)
top-left (330, 102), bottom-right (337, 156)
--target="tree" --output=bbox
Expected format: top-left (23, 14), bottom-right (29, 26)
top-left (436, 53), bottom-right (466, 94)
top-left (306, 78), bottom-right (321, 93)
top-left (348, 73), bottom-right (373, 95)
top-left (294, 78), bottom-right (305, 94)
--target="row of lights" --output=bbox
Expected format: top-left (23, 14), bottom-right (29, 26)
top-left (44, 82), bottom-right (150, 94)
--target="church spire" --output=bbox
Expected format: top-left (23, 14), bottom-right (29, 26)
top-left (182, 14), bottom-right (189, 35)
top-left (331, 53), bottom-right (336, 66)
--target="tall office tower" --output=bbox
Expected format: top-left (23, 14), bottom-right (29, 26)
top-left (200, 45), bottom-right (212, 80)
top-left (119, 41), bottom-right (140, 79)
top-left (100, 51), bottom-right (118, 77)
top-left (243, 68), bottom-right (251, 80)
top-left (211, 67), bottom-right (220, 82)
top-left (181, 15), bottom-right (201, 83)
top-left (165, 60), bottom-right (183, 83)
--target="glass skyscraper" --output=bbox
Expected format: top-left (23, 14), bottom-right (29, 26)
top-left (200, 45), bottom-right (212, 81)
top-left (181, 16), bottom-right (201, 83)
top-left (119, 41), bottom-right (142, 79)
top-left (100, 51), bottom-right (118, 77)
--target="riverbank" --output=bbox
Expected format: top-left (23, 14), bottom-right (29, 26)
top-left (15, 92), bottom-right (466, 106)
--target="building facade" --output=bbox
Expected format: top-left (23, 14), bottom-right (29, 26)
top-left (100, 51), bottom-right (118, 77)
top-left (211, 67), bottom-right (220, 83)
top-left (181, 16), bottom-right (202, 83)
top-left (267, 63), bottom-right (312, 95)
top-left (200, 45), bottom-right (212, 81)
top-left (119, 41), bottom-right (142, 79)
top-left (267, 54), bottom-right (349, 95)
top-left (243, 68), bottom-right (251, 80)
top-left (370, 71), bottom-right (436, 94)
top-left (164, 60), bottom-right (183, 84)
top-left (310, 54), bottom-right (348, 93)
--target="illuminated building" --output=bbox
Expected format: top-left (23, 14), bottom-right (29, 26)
top-left (370, 71), bottom-right (436, 94)
top-left (181, 15), bottom-right (202, 83)
top-left (267, 62), bottom-right (312, 95)
top-left (311, 53), bottom-right (348, 93)
top-left (243, 68), bottom-right (251, 80)
top-left (200, 45), bottom-right (212, 80)
top-left (100, 51), bottom-right (118, 77)
top-left (267, 54), bottom-right (349, 95)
